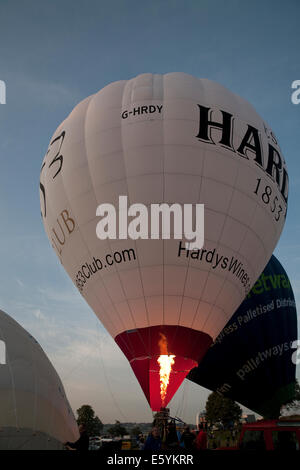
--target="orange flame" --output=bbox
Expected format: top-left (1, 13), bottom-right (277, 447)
top-left (157, 333), bottom-right (175, 406)
top-left (157, 355), bottom-right (175, 405)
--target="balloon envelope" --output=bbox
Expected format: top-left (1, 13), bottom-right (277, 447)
top-left (188, 255), bottom-right (298, 418)
top-left (40, 73), bottom-right (288, 410)
top-left (0, 309), bottom-right (78, 449)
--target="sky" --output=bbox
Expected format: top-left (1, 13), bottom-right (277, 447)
top-left (0, 0), bottom-right (299, 424)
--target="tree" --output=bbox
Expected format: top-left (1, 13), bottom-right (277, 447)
top-left (280, 379), bottom-right (300, 417)
top-left (77, 404), bottom-right (103, 436)
top-left (205, 392), bottom-right (242, 428)
top-left (289, 379), bottom-right (300, 402)
top-left (107, 420), bottom-right (127, 437)
top-left (130, 426), bottom-right (142, 437)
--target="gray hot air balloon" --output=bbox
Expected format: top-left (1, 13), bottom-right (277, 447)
top-left (0, 309), bottom-right (79, 450)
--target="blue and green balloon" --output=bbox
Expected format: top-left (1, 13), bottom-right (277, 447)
top-left (188, 255), bottom-right (298, 418)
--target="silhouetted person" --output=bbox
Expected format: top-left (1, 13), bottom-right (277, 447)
top-left (180, 425), bottom-right (195, 450)
top-left (165, 422), bottom-right (179, 449)
top-left (194, 423), bottom-right (207, 451)
top-left (64, 423), bottom-right (89, 451)
top-left (144, 427), bottom-right (162, 451)
top-left (138, 435), bottom-right (145, 450)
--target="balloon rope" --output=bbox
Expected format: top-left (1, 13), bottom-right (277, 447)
top-left (95, 321), bottom-right (129, 422)
top-left (61, 346), bottom-right (97, 382)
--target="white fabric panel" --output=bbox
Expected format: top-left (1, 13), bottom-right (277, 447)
top-left (164, 145), bottom-right (205, 175)
top-left (114, 302), bottom-right (136, 331)
top-left (0, 428), bottom-right (66, 450)
top-left (203, 150), bottom-right (239, 186)
top-left (163, 296), bottom-right (183, 325)
top-left (118, 269), bottom-right (144, 300)
top-left (128, 299), bottom-right (149, 330)
top-left (145, 296), bottom-right (164, 326)
top-left (179, 297), bottom-right (199, 328)
top-left (0, 310), bottom-right (78, 449)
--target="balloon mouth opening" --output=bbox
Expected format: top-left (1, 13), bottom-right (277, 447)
top-left (133, 354), bottom-right (198, 411)
top-left (115, 325), bottom-right (213, 410)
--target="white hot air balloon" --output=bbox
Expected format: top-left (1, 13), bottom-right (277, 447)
top-left (0, 310), bottom-right (79, 449)
top-left (40, 73), bottom-right (288, 411)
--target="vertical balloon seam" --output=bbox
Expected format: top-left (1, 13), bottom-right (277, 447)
top-left (195, 118), bottom-right (263, 339)
top-left (189, 82), bottom-right (241, 338)
top-left (104, 82), bottom-right (149, 339)
top-left (187, 79), bottom-right (213, 332)
top-left (119, 77), bottom-right (153, 358)
top-left (68, 96), bottom-right (124, 337)
top-left (118, 77), bottom-right (151, 358)
top-left (170, 76), bottom-right (208, 356)
top-left (159, 76), bottom-right (205, 402)
top-left (161, 74), bottom-right (166, 328)
top-left (198, 96), bottom-right (245, 334)
top-left (189, 87), bottom-right (267, 348)
top-left (82, 83), bottom-right (148, 358)
top-left (199, 165), bottom-right (242, 337)
top-left (120, 78), bottom-right (151, 357)
top-left (189, 79), bottom-right (231, 335)
top-left (72, 97), bottom-right (121, 335)
top-left (100, 78), bottom-right (154, 400)
top-left (79, 94), bottom-right (129, 337)
top-left (162, 76), bottom-right (201, 354)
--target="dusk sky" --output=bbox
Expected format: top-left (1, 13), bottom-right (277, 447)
top-left (0, 0), bottom-right (299, 424)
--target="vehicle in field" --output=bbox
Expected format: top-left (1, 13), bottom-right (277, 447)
top-left (219, 417), bottom-right (300, 450)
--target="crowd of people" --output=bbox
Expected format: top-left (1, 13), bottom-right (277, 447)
top-left (64, 421), bottom-right (208, 452)
top-left (142, 423), bottom-right (207, 451)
